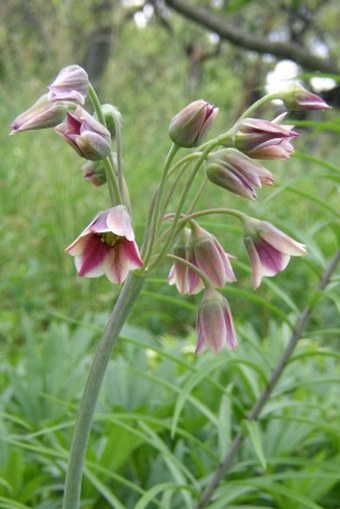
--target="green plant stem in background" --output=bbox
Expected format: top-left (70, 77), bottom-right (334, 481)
top-left (195, 248), bottom-right (340, 509)
top-left (62, 273), bottom-right (145, 509)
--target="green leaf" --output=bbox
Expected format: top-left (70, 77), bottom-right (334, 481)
top-left (244, 420), bottom-right (267, 470)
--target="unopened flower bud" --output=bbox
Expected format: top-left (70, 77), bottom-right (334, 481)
top-left (55, 106), bottom-right (112, 160)
top-left (279, 83), bottom-right (331, 111)
top-left (189, 222), bottom-right (236, 291)
top-left (196, 288), bottom-right (237, 354)
top-left (10, 94), bottom-right (66, 134)
top-left (81, 160), bottom-right (107, 186)
top-left (168, 228), bottom-right (191, 295)
top-left (48, 65), bottom-right (89, 105)
top-left (168, 100), bottom-right (218, 148)
top-left (207, 148), bottom-right (274, 200)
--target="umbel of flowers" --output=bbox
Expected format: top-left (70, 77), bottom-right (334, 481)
top-left (11, 64), bottom-right (329, 354)
top-left (11, 65), bottom-right (330, 509)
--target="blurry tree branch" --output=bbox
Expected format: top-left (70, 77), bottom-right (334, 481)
top-left (164, 0), bottom-right (340, 74)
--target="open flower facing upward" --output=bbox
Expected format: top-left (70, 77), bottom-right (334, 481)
top-left (207, 148), bottom-right (274, 200)
top-left (55, 106), bottom-right (112, 160)
top-left (243, 217), bottom-right (306, 289)
top-left (65, 206), bottom-right (143, 284)
top-left (48, 65), bottom-right (89, 105)
top-left (196, 288), bottom-right (237, 354)
top-left (234, 114), bottom-right (298, 160)
top-left (168, 99), bottom-right (218, 148)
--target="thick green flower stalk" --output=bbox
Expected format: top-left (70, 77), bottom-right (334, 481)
top-left (10, 65), bottom-right (331, 509)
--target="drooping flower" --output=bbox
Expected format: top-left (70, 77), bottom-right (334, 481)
top-left (196, 288), bottom-right (237, 354)
top-left (206, 148), bottom-right (274, 200)
top-left (168, 99), bottom-right (218, 148)
top-left (234, 113), bottom-right (298, 160)
top-left (188, 222), bottom-right (236, 294)
top-left (55, 106), bottom-right (111, 160)
top-left (279, 83), bottom-right (331, 111)
top-left (47, 65), bottom-right (89, 105)
top-left (243, 217), bottom-right (306, 289)
top-left (65, 206), bottom-right (143, 284)
top-left (10, 94), bottom-right (66, 134)
top-left (168, 228), bottom-right (191, 295)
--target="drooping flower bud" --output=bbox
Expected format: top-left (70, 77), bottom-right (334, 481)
top-left (81, 160), bottom-right (107, 187)
top-left (10, 94), bottom-right (66, 134)
top-left (168, 100), bottom-right (218, 148)
top-left (196, 288), bottom-right (237, 354)
top-left (243, 217), bottom-right (306, 289)
top-left (55, 106), bottom-right (112, 160)
top-left (206, 148), bottom-right (274, 200)
top-left (188, 222), bottom-right (236, 292)
top-left (48, 65), bottom-right (89, 105)
top-left (279, 83), bottom-right (331, 111)
top-left (233, 114), bottom-right (298, 160)
top-left (168, 228), bottom-right (191, 295)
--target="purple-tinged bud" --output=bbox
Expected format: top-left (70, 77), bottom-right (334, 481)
top-left (243, 217), bottom-right (306, 289)
top-left (47, 65), bottom-right (89, 105)
top-left (279, 84), bottom-right (331, 111)
top-left (207, 148), bottom-right (274, 200)
top-left (234, 114), bottom-right (298, 160)
top-left (196, 288), bottom-right (237, 354)
top-left (168, 228), bottom-right (191, 295)
top-left (55, 106), bottom-right (112, 160)
top-left (168, 100), bottom-right (218, 148)
top-left (81, 160), bottom-right (107, 187)
top-left (10, 94), bottom-right (66, 134)
top-left (188, 222), bottom-right (236, 292)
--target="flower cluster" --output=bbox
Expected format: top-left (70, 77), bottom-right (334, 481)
top-left (11, 66), bottom-right (329, 355)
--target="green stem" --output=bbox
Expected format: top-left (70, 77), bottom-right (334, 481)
top-left (141, 143), bottom-right (179, 265)
top-left (62, 273), bottom-right (145, 509)
top-left (166, 253), bottom-right (212, 289)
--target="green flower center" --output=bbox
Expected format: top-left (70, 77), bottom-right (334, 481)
top-left (99, 232), bottom-right (120, 246)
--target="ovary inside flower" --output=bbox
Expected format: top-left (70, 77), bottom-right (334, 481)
top-left (99, 232), bottom-right (120, 246)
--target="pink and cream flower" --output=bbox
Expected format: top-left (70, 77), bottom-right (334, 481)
top-left (234, 113), bottom-right (298, 160)
top-left (243, 217), bottom-right (306, 289)
top-left (196, 288), bottom-right (237, 354)
top-left (65, 206), bottom-right (143, 284)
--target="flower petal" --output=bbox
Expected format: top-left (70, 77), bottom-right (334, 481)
top-left (106, 205), bottom-right (135, 240)
top-left (75, 235), bottom-right (108, 277)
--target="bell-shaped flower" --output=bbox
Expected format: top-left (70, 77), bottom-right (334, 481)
top-left (243, 217), bottom-right (306, 289)
top-left (279, 83), bottom-right (331, 111)
top-left (196, 288), bottom-right (237, 354)
top-left (207, 148), bottom-right (274, 200)
top-left (168, 228), bottom-right (191, 295)
top-left (55, 106), bottom-right (112, 160)
top-left (188, 222), bottom-right (236, 294)
top-left (10, 94), bottom-right (66, 134)
top-left (168, 99), bottom-right (218, 148)
top-left (65, 205), bottom-right (143, 284)
top-left (47, 65), bottom-right (89, 105)
top-left (234, 113), bottom-right (298, 160)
